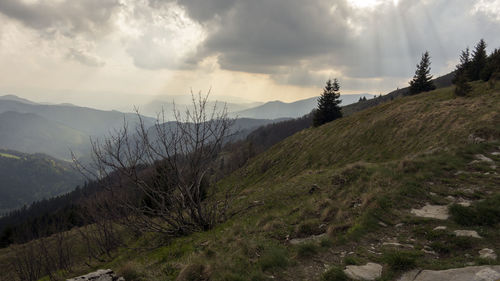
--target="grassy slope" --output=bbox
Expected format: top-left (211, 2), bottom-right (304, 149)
top-left (2, 81), bottom-right (499, 281)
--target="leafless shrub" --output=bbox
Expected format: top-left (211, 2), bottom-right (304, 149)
top-left (74, 91), bottom-right (235, 236)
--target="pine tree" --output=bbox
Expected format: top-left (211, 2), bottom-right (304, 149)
top-left (469, 39), bottom-right (487, 81)
top-left (313, 79), bottom-right (342, 127)
top-left (453, 47), bottom-right (470, 83)
top-left (454, 72), bottom-right (472, 96)
top-left (409, 51), bottom-right (436, 95)
top-left (481, 48), bottom-right (500, 82)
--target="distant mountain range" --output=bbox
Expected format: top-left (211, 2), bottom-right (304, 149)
top-left (0, 93), bottom-right (373, 160)
top-left (0, 94), bottom-right (295, 157)
top-left (232, 94), bottom-right (374, 119)
top-left (0, 149), bottom-right (83, 213)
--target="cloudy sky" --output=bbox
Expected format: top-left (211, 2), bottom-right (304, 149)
top-left (0, 0), bottom-right (499, 110)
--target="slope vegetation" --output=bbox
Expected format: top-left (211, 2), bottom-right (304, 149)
top-left (2, 81), bottom-right (499, 280)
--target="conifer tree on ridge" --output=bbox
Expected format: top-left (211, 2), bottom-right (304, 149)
top-left (409, 51), bottom-right (436, 95)
top-left (313, 79), bottom-right (343, 127)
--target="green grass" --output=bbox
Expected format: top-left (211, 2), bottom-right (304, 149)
top-left (450, 194), bottom-right (500, 226)
top-left (0, 152), bottom-right (20, 159)
top-left (383, 250), bottom-right (420, 272)
top-left (258, 245), bottom-right (289, 271)
top-left (321, 267), bottom-right (350, 281)
top-left (296, 242), bottom-right (319, 258)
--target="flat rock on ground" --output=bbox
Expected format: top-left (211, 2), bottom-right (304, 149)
top-left (411, 204), bottom-right (449, 220)
top-left (344, 263), bottom-right (383, 280)
top-left (289, 233), bottom-right (326, 245)
top-left (454, 230), bottom-right (482, 239)
top-left (479, 248), bottom-right (497, 260)
top-left (66, 269), bottom-right (124, 281)
top-left (398, 265), bottom-right (500, 281)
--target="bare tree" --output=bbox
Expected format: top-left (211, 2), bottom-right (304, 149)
top-left (74, 91), bottom-right (234, 236)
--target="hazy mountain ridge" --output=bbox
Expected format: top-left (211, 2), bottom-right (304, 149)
top-left (0, 111), bottom-right (89, 160)
top-left (142, 99), bottom-right (263, 119)
top-left (0, 98), bottom-right (156, 136)
top-left (233, 93), bottom-right (374, 119)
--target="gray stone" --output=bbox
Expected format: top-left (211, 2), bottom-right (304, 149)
top-left (470, 154), bottom-right (497, 169)
top-left (454, 230), bottom-right (482, 239)
top-left (475, 154), bottom-right (495, 163)
top-left (479, 248), bottom-right (497, 260)
top-left (289, 233), bottom-right (326, 245)
top-left (398, 266), bottom-right (500, 281)
top-left (344, 263), bottom-right (382, 280)
top-left (433, 226), bottom-right (447, 231)
top-left (66, 269), bottom-right (123, 281)
top-left (378, 221), bottom-right (388, 227)
top-left (382, 242), bottom-right (414, 248)
top-left (468, 134), bottom-right (486, 144)
top-left (411, 204), bottom-right (449, 220)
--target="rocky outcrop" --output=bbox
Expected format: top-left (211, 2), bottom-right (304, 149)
top-left (344, 263), bottom-right (383, 280)
top-left (454, 230), bottom-right (482, 239)
top-left (398, 266), bottom-right (500, 281)
top-left (67, 269), bottom-right (124, 281)
top-left (410, 204), bottom-right (449, 220)
top-left (479, 248), bottom-right (497, 260)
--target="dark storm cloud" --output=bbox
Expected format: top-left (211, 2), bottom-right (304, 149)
top-left (179, 0), bottom-right (353, 73)
top-left (174, 0), bottom-right (500, 84)
top-left (0, 0), bottom-right (120, 36)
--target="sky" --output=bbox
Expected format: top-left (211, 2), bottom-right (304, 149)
top-left (0, 0), bottom-right (499, 111)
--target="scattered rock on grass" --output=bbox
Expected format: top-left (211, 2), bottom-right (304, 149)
top-left (479, 248), bottom-right (497, 260)
top-left (67, 269), bottom-right (124, 281)
top-left (454, 230), bottom-right (482, 239)
top-left (344, 263), bottom-right (383, 281)
top-left (433, 226), bottom-right (447, 231)
top-left (382, 242), bottom-right (414, 249)
top-left (289, 233), bottom-right (326, 245)
top-left (411, 204), bottom-right (449, 220)
top-left (378, 221), bottom-right (388, 227)
top-left (468, 134), bottom-right (486, 144)
top-left (470, 154), bottom-right (497, 169)
top-left (398, 265), bottom-right (500, 281)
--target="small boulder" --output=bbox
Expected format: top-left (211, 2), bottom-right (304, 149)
top-left (454, 230), bottom-right (482, 239)
top-left (344, 263), bottom-right (383, 281)
top-left (398, 265), bottom-right (500, 281)
top-left (475, 154), bottom-right (495, 163)
top-left (66, 269), bottom-right (123, 281)
top-left (411, 204), bottom-right (449, 220)
top-left (470, 154), bottom-right (497, 169)
top-left (382, 242), bottom-right (414, 249)
top-left (433, 226), bottom-right (447, 231)
top-left (479, 248), bottom-right (497, 260)
top-left (289, 233), bottom-right (326, 245)
top-left (468, 134), bottom-right (486, 144)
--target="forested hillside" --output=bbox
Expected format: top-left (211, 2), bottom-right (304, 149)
top-left (0, 150), bottom-right (83, 213)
